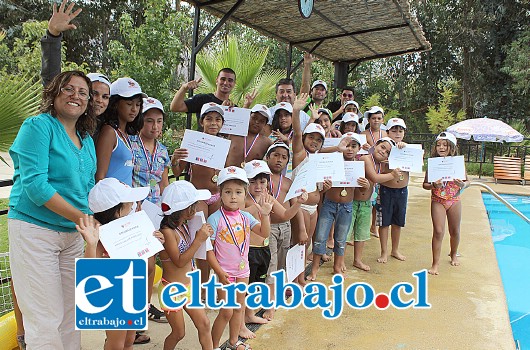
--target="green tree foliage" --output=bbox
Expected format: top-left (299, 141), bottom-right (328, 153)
top-left (195, 36), bottom-right (285, 107)
top-left (501, 28), bottom-right (530, 96)
top-left (361, 93), bottom-right (400, 122)
top-left (426, 83), bottom-right (465, 133)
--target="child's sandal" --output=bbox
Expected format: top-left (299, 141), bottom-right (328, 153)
top-left (228, 340), bottom-right (252, 350)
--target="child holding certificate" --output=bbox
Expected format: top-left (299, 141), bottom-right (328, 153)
top-left (291, 94), bottom-right (326, 281)
top-left (309, 132), bottom-right (370, 279)
top-left (243, 160), bottom-right (307, 329)
top-left (422, 132), bottom-right (469, 275)
top-left (377, 118), bottom-right (409, 263)
top-left (208, 166), bottom-right (272, 350)
top-left (172, 102), bottom-right (226, 295)
top-left (157, 181), bottom-right (221, 350)
top-left (79, 178), bottom-right (164, 349)
top-left (361, 106), bottom-right (388, 237)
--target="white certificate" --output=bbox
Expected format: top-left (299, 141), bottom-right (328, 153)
top-left (180, 129), bottom-right (231, 170)
top-left (285, 159), bottom-right (317, 202)
top-left (308, 152), bottom-right (346, 182)
top-left (427, 155), bottom-right (466, 182)
top-left (219, 106), bottom-right (250, 136)
top-left (353, 134), bottom-right (369, 154)
top-left (140, 199), bottom-right (163, 230)
top-left (286, 244), bottom-right (306, 282)
top-left (388, 145), bottom-right (424, 173)
top-left (187, 211), bottom-right (213, 260)
top-left (332, 161), bottom-right (365, 188)
top-left (99, 210), bottom-right (164, 259)
top-left (322, 137), bottom-right (340, 149)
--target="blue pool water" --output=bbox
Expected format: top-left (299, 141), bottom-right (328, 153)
top-left (483, 193), bottom-right (530, 349)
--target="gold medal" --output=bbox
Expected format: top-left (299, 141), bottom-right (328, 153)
top-left (399, 175), bottom-right (404, 181)
top-left (239, 260), bottom-right (246, 270)
top-left (149, 179), bottom-right (157, 188)
top-left (241, 162), bottom-right (245, 168)
top-left (263, 237), bottom-right (269, 246)
top-left (212, 174), bottom-right (218, 183)
top-left (340, 188), bottom-right (348, 197)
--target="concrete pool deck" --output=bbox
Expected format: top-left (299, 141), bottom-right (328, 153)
top-left (78, 174), bottom-right (526, 349)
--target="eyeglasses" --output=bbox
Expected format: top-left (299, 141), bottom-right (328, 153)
top-left (61, 86), bottom-right (90, 101)
top-left (342, 93), bottom-right (353, 98)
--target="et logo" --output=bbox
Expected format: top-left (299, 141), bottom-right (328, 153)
top-left (75, 259), bottom-right (147, 330)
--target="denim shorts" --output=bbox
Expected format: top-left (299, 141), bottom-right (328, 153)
top-left (313, 198), bottom-right (353, 256)
top-left (379, 185), bottom-right (408, 227)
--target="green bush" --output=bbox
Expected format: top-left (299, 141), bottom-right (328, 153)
top-left (465, 163), bottom-right (494, 177)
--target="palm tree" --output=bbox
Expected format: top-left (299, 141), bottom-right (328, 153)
top-left (195, 36), bottom-right (284, 106)
top-left (0, 74), bottom-right (42, 164)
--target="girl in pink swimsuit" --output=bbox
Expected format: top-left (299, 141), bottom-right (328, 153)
top-left (423, 132), bottom-right (469, 276)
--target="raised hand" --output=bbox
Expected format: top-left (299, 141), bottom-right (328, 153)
top-left (184, 77), bottom-right (202, 90)
top-left (271, 130), bottom-right (289, 144)
top-left (337, 136), bottom-right (352, 153)
top-left (255, 194), bottom-right (274, 216)
top-left (293, 93), bottom-right (309, 111)
top-left (303, 52), bottom-right (317, 64)
top-left (330, 129), bottom-right (342, 138)
top-left (76, 214), bottom-right (99, 247)
top-left (48, 0), bottom-right (83, 36)
top-left (196, 223), bottom-right (213, 242)
top-left (308, 103), bottom-right (320, 121)
top-left (243, 89), bottom-right (258, 108)
top-left (172, 148), bottom-right (189, 161)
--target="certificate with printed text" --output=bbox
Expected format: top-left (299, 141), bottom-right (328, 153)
top-left (322, 137), bottom-right (340, 149)
top-left (286, 244), bottom-right (306, 282)
top-left (332, 161), bottom-right (365, 188)
top-left (141, 199), bottom-right (163, 230)
top-left (308, 153), bottom-right (346, 182)
top-left (187, 211), bottom-right (214, 260)
top-left (427, 155), bottom-right (466, 182)
top-left (180, 129), bottom-right (231, 170)
top-left (99, 210), bottom-right (164, 259)
top-left (219, 107), bottom-right (250, 136)
top-left (285, 159), bottom-right (317, 202)
top-left (388, 145), bottom-right (424, 173)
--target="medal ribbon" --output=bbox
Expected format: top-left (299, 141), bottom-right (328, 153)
top-left (117, 128), bottom-right (133, 151)
top-left (138, 135), bottom-right (158, 173)
top-left (244, 134), bottom-right (260, 161)
top-left (220, 207), bottom-right (247, 257)
top-left (269, 174), bottom-right (283, 199)
top-left (368, 128), bottom-right (382, 145)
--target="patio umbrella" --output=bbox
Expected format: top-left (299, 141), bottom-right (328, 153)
top-left (446, 117), bottom-right (524, 177)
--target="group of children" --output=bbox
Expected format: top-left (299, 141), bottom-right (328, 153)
top-left (74, 76), bottom-right (469, 350)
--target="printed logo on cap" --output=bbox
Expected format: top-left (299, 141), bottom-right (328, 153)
top-left (251, 161), bottom-right (261, 168)
top-left (128, 80), bottom-right (136, 87)
top-left (227, 167), bottom-right (237, 173)
top-left (146, 98), bottom-right (155, 104)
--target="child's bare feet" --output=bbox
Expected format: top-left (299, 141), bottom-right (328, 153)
top-left (297, 275), bottom-right (307, 287)
top-left (322, 254), bottom-right (332, 262)
top-left (262, 308), bottom-right (275, 321)
top-left (391, 251), bottom-right (406, 261)
top-left (306, 272), bottom-right (317, 281)
top-left (239, 324), bottom-right (256, 339)
top-left (346, 241), bottom-right (354, 246)
top-left (450, 256), bottom-right (460, 266)
top-left (245, 314), bottom-right (268, 325)
top-left (377, 254), bottom-right (387, 263)
top-left (341, 263), bottom-right (347, 273)
top-left (428, 264), bottom-right (439, 275)
top-left (333, 267), bottom-right (345, 276)
top-left (353, 260), bottom-right (370, 271)
top-left (370, 225), bottom-right (379, 238)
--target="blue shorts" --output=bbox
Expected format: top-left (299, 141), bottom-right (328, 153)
top-left (379, 185), bottom-right (408, 227)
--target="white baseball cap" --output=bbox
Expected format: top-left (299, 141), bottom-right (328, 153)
top-left (244, 160), bottom-right (272, 179)
top-left (436, 132), bottom-right (457, 146)
top-left (110, 77), bottom-right (147, 98)
top-left (311, 80), bottom-right (327, 90)
top-left (200, 102), bottom-right (224, 119)
top-left (266, 142), bottom-right (291, 159)
top-left (376, 136), bottom-right (397, 147)
top-left (218, 166), bottom-right (249, 185)
top-left (161, 180), bottom-right (211, 215)
top-left (341, 132), bottom-right (363, 146)
top-left (317, 108), bottom-right (332, 117)
top-left (364, 106), bottom-right (385, 119)
top-left (87, 73), bottom-right (111, 88)
top-left (342, 112), bottom-right (359, 124)
top-left (143, 97), bottom-right (164, 114)
top-left (89, 178), bottom-right (149, 213)
top-left (343, 100), bottom-right (360, 110)
top-left (251, 104), bottom-right (272, 124)
top-left (303, 123), bottom-right (326, 138)
top-left (273, 102), bottom-right (293, 114)
top-left (386, 118), bottom-right (407, 130)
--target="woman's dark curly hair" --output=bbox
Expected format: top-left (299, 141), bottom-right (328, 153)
top-left (39, 70), bottom-right (96, 137)
top-left (99, 94), bottom-right (144, 135)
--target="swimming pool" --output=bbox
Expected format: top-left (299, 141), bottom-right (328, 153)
top-left (483, 193), bottom-right (530, 349)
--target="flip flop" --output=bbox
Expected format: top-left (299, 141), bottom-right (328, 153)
top-left (134, 332), bottom-right (150, 344)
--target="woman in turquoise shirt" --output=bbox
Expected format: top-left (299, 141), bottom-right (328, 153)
top-left (8, 70), bottom-right (96, 349)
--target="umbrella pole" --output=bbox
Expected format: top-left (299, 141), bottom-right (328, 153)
top-left (479, 142), bottom-right (485, 179)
